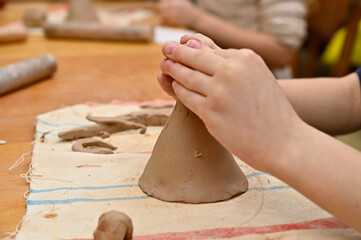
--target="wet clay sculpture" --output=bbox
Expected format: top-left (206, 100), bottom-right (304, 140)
top-left (23, 9), bottom-right (47, 27)
top-left (0, 54), bottom-right (57, 96)
top-left (72, 138), bottom-right (117, 154)
top-left (67, 0), bottom-right (98, 23)
top-left (94, 211), bottom-right (133, 240)
top-left (0, 24), bottom-right (27, 43)
top-left (139, 101), bottom-right (248, 203)
top-left (58, 108), bottom-right (172, 140)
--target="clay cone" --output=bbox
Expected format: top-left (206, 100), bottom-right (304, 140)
top-left (139, 101), bottom-right (248, 203)
top-left (67, 0), bottom-right (98, 23)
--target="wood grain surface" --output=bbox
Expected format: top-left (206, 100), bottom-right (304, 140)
top-left (0, 1), bottom-right (170, 236)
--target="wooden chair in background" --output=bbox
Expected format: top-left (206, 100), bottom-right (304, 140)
top-left (303, 0), bottom-right (361, 77)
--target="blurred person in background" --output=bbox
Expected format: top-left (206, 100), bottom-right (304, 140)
top-left (157, 0), bottom-right (308, 78)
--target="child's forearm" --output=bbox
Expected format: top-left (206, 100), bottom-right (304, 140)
top-left (279, 73), bottom-right (361, 135)
top-left (188, 10), bottom-right (292, 68)
top-left (271, 123), bottom-right (361, 232)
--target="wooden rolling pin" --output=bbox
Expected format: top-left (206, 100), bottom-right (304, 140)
top-left (0, 24), bottom-right (27, 43)
top-left (43, 23), bottom-right (154, 42)
top-left (0, 54), bottom-right (57, 96)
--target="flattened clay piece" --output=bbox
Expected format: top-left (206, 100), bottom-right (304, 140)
top-left (87, 108), bottom-right (172, 127)
top-left (139, 101), bottom-right (248, 203)
top-left (22, 9), bottom-right (47, 27)
top-left (72, 138), bottom-right (116, 154)
top-left (58, 122), bottom-right (146, 140)
top-left (67, 0), bottom-right (98, 23)
top-left (94, 211), bottom-right (133, 240)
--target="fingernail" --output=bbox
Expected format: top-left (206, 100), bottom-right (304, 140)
top-left (187, 39), bottom-right (201, 49)
top-left (164, 59), bottom-right (174, 71)
top-left (165, 44), bottom-right (176, 55)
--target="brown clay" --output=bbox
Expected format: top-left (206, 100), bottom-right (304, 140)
top-left (43, 23), bottom-right (154, 42)
top-left (94, 211), bottom-right (133, 240)
top-left (72, 138), bottom-right (117, 154)
top-left (22, 9), bottom-right (47, 28)
top-left (139, 101), bottom-right (248, 203)
top-left (140, 104), bottom-right (174, 109)
top-left (67, 0), bottom-right (98, 23)
top-left (58, 108), bottom-right (171, 140)
top-left (58, 122), bottom-right (146, 140)
top-left (87, 108), bottom-right (172, 127)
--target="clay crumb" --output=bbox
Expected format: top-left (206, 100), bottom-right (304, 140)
top-left (40, 131), bottom-right (50, 142)
top-left (193, 148), bottom-right (202, 158)
top-left (43, 213), bottom-right (58, 218)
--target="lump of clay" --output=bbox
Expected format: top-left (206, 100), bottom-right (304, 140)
top-left (72, 138), bottom-right (116, 154)
top-left (58, 108), bottom-right (172, 140)
top-left (94, 211), bottom-right (133, 240)
top-left (22, 9), bottom-right (47, 28)
top-left (87, 108), bottom-right (172, 127)
top-left (139, 101), bottom-right (248, 203)
top-left (67, 0), bottom-right (98, 23)
top-left (58, 121), bottom-right (146, 140)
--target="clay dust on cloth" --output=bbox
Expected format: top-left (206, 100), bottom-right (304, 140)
top-left (14, 100), bottom-right (360, 240)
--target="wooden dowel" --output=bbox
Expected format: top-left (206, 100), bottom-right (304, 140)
top-left (0, 24), bottom-right (27, 43)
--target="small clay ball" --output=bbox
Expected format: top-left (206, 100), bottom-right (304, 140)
top-left (22, 9), bottom-right (47, 28)
top-left (94, 211), bottom-right (133, 240)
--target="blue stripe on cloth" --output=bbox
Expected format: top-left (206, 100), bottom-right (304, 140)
top-left (30, 184), bottom-right (139, 193)
top-left (27, 195), bottom-right (151, 206)
top-left (27, 186), bottom-right (291, 206)
top-left (30, 172), bottom-right (271, 194)
top-left (35, 130), bottom-right (58, 136)
top-left (248, 185), bottom-right (291, 191)
top-left (37, 117), bottom-right (87, 128)
top-left (246, 172), bottom-right (271, 178)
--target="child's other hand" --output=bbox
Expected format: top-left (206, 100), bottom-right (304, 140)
top-left (156, 0), bottom-right (198, 26)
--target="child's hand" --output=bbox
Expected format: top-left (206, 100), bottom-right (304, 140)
top-left (157, 0), bottom-right (198, 26)
top-left (159, 40), bottom-right (306, 173)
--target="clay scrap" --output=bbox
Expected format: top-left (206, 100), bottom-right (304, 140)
top-left (94, 211), bottom-right (133, 240)
top-left (72, 138), bottom-right (116, 154)
top-left (23, 9), bottom-right (47, 28)
top-left (58, 107), bottom-right (172, 140)
top-left (139, 101), bottom-right (249, 203)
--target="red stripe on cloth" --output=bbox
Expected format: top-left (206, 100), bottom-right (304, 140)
top-left (62, 217), bottom-right (349, 240)
top-left (76, 165), bottom-right (102, 168)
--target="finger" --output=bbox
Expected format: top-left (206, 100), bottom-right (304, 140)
top-left (180, 36), bottom-right (212, 51)
top-left (157, 73), bottom-right (176, 98)
top-left (160, 58), bottom-right (168, 75)
top-left (164, 59), bottom-right (210, 96)
top-left (181, 34), bottom-right (221, 50)
top-left (172, 80), bottom-right (206, 118)
top-left (162, 42), bottom-right (223, 76)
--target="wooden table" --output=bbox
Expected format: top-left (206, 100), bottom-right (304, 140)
top-left (0, 1), bottom-right (170, 236)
